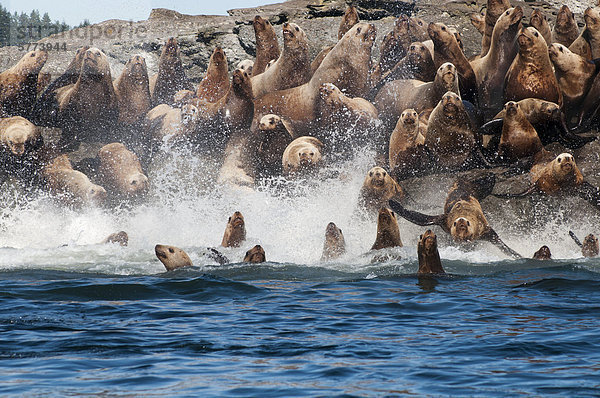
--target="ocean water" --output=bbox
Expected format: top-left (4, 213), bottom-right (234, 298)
top-left (1, 148), bottom-right (600, 396)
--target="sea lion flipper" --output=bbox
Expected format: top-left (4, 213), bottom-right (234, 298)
top-left (569, 230), bottom-right (583, 248)
top-left (575, 181), bottom-right (600, 211)
top-left (478, 119), bottom-right (503, 136)
top-left (480, 228), bottom-right (521, 258)
top-left (388, 200), bottom-right (446, 227)
top-left (492, 184), bottom-right (536, 199)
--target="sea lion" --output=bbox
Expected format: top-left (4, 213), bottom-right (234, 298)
top-left (388, 108), bottom-right (425, 172)
top-left (417, 230), bottom-right (445, 275)
top-left (552, 5), bottom-right (579, 47)
top-left (0, 116), bottom-right (42, 156)
top-left (97, 143), bottom-right (149, 197)
top-left (253, 22), bottom-right (376, 136)
top-left (217, 133), bottom-right (255, 189)
top-left (428, 22), bottom-right (478, 105)
top-left (321, 222), bottom-right (346, 261)
top-left (155, 244), bottom-right (192, 271)
top-left (252, 22), bottom-right (310, 99)
top-left (172, 89), bottom-right (195, 107)
top-left (533, 245), bottom-right (552, 260)
top-left (498, 101), bottom-right (543, 161)
top-left (281, 136), bottom-right (323, 176)
top-left (358, 166), bottom-right (404, 215)
top-left (504, 27), bottom-right (562, 106)
top-left (243, 245), bottom-right (266, 263)
top-left (0, 50), bottom-right (48, 117)
top-left (252, 16), bottom-right (280, 76)
top-left (252, 114), bottom-right (294, 177)
top-left (113, 55), bottom-right (151, 126)
top-left (471, 11), bottom-right (485, 36)
top-left (374, 16), bottom-right (412, 79)
top-left (56, 47), bottom-right (119, 147)
top-left (371, 207), bottom-right (403, 250)
top-left (569, 231), bottom-right (599, 257)
top-left (196, 47), bottom-right (229, 103)
top-left (150, 38), bottom-right (192, 106)
top-left (221, 211), bottom-right (246, 248)
top-left (237, 59), bottom-right (254, 75)
top-left (481, 0), bottom-right (511, 56)
top-left (42, 155), bottom-right (107, 206)
top-left (373, 42), bottom-right (436, 93)
top-left (529, 9), bottom-right (552, 46)
top-left (390, 173), bottom-right (521, 257)
top-left (37, 72), bottom-right (51, 95)
top-left (569, 7), bottom-right (600, 60)
top-left (144, 103), bottom-right (199, 145)
top-left (470, 6), bottom-right (523, 117)
top-left (102, 231), bottom-right (128, 246)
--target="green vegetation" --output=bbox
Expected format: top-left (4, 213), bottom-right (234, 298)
top-left (0, 5), bottom-right (72, 47)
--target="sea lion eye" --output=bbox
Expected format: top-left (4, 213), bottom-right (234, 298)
top-left (410, 45), bottom-right (415, 50)
top-left (295, 26), bottom-right (299, 31)
top-left (418, 21), bottom-right (423, 26)
top-left (453, 221), bottom-right (457, 226)
top-left (30, 53), bottom-right (35, 57)
top-left (357, 27), bottom-right (362, 33)
top-left (467, 221), bottom-right (470, 226)
top-left (382, 171), bottom-right (386, 176)
top-left (369, 172), bottom-right (373, 177)
top-left (245, 251), bottom-right (250, 256)
top-left (419, 235), bottom-right (423, 240)
top-left (506, 10), bottom-right (509, 15)
top-left (228, 217), bottom-right (231, 222)
top-left (169, 248), bottom-right (175, 253)
top-left (558, 157), bottom-right (561, 163)
top-left (534, 31), bottom-right (539, 37)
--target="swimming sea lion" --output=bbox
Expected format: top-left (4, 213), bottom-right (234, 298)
top-left (504, 27), bottom-right (562, 106)
top-left (390, 173), bottom-right (521, 257)
top-left (529, 9), bottom-right (552, 46)
top-left (98, 143), bottom-right (149, 197)
top-left (196, 47), bottom-right (229, 103)
top-left (498, 101), bottom-right (543, 161)
top-left (155, 244), bottom-right (192, 271)
top-left (358, 166), bottom-right (404, 215)
top-left (221, 211), bottom-right (246, 248)
top-left (113, 55), bottom-right (151, 126)
top-left (321, 222), bottom-right (346, 261)
top-left (533, 245), bottom-right (552, 260)
top-left (243, 245), bottom-right (266, 263)
top-left (552, 5), bottom-right (579, 47)
top-left (102, 231), bottom-right (128, 246)
top-left (281, 136), bottom-right (323, 176)
top-left (371, 207), bottom-right (403, 250)
top-left (150, 38), bottom-right (192, 106)
top-left (43, 155), bottom-right (107, 206)
top-left (252, 22), bottom-right (310, 99)
top-left (569, 7), bottom-right (600, 60)
top-left (252, 114), bottom-right (294, 177)
top-left (569, 231), bottom-right (600, 257)
top-left (417, 230), bottom-right (445, 275)
top-left (252, 16), bottom-right (280, 76)
top-left (481, 0), bottom-right (511, 56)
top-left (0, 116), bottom-right (42, 156)
top-left (0, 50), bottom-right (48, 117)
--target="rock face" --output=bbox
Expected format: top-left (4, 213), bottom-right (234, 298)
top-left (0, 0), bottom-right (590, 83)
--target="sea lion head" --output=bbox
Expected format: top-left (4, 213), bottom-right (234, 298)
top-left (229, 211), bottom-right (245, 229)
top-left (349, 22), bottom-right (376, 45)
top-left (582, 234), bottom-right (600, 257)
top-left (81, 47), bottom-right (110, 80)
top-left (181, 103), bottom-right (199, 127)
top-left (237, 59), bottom-right (254, 75)
top-left (124, 54), bottom-right (149, 84)
top-left (259, 114), bottom-right (283, 131)
top-left (244, 245), bottom-right (266, 263)
top-left (322, 222), bottom-right (346, 260)
top-left (533, 245), bottom-right (552, 260)
top-left (319, 83), bottom-right (342, 106)
top-left (552, 153), bottom-right (576, 178)
top-left (400, 108), bottom-right (418, 127)
top-left (427, 22), bottom-right (455, 45)
top-left (437, 62), bottom-right (458, 91)
top-left (441, 91), bottom-right (462, 118)
top-left (529, 9), bottom-right (548, 31)
top-left (584, 7), bottom-right (600, 30)
top-left (517, 27), bottom-right (546, 57)
top-left (407, 42), bottom-right (430, 63)
top-left (408, 17), bottom-right (429, 41)
top-left (504, 101), bottom-right (519, 117)
top-left (498, 6), bottom-right (524, 32)
top-left (538, 100), bottom-right (561, 120)
top-left (163, 37), bottom-right (179, 57)
top-left (282, 22), bottom-right (307, 50)
top-left (555, 5), bottom-right (575, 33)
top-left (418, 229), bottom-right (438, 256)
top-left (20, 50), bottom-right (48, 74)
top-left (365, 166), bottom-right (391, 190)
top-left (211, 46), bottom-right (226, 67)
top-left (104, 231), bottom-right (129, 246)
top-left (448, 27), bottom-right (464, 51)
top-left (339, 6), bottom-right (360, 40)
top-left (3, 121), bottom-right (39, 156)
top-left (232, 68), bottom-right (253, 99)
top-left (84, 183), bottom-right (107, 204)
top-left (155, 244), bottom-right (193, 271)
top-left (548, 43), bottom-right (579, 72)
top-left (221, 211), bottom-right (246, 248)
top-left (451, 217), bottom-right (475, 241)
top-left (283, 137), bottom-right (323, 174)
top-left (371, 207), bottom-right (402, 250)
top-left (253, 15), bottom-right (270, 31)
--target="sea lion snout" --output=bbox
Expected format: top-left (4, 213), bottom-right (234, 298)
top-left (87, 185), bottom-right (107, 203)
top-left (452, 217), bottom-right (473, 241)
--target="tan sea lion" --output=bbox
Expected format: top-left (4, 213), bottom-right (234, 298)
top-left (252, 114), bottom-right (294, 177)
top-left (371, 207), bottom-right (403, 250)
top-left (196, 47), bottom-right (229, 103)
top-left (237, 59), bottom-right (254, 75)
top-left (529, 9), bottom-right (552, 46)
top-left (417, 230), bottom-right (445, 275)
top-left (471, 11), bottom-right (485, 36)
top-left (321, 222), bottom-right (346, 261)
top-left (504, 27), bottom-right (562, 106)
top-left (221, 211), bottom-right (246, 248)
top-left (172, 89), bottom-right (195, 107)
top-left (252, 22), bottom-right (310, 99)
top-left (0, 50), bottom-right (48, 117)
top-left (252, 16), bottom-right (280, 76)
top-left (102, 231), bottom-right (128, 246)
top-left (533, 245), bottom-right (552, 260)
top-left (498, 101), bottom-right (543, 161)
top-left (144, 103), bottom-right (199, 144)
top-left (390, 174), bottom-right (521, 257)
top-left (0, 116), bottom-right (42, 156)
top-left (243, 245), bottom-right (266, 263)
top-left (358, 166), bottom-right (404, 214)
top-left (43, 155), bottom-right (107, 206)
top-left (481, 0), bottom-right (512, 56)
top-left (155, 244), bottom-right (192, 271)
top-left (569, 231), bottom-right (599, 257)
top-left (98, 143), bottom-right (149, 197)
top-left (282, 136), bottom-right (323, 176)
top-left (374, 41), bottom-right (436, 90)
top-left (150, 37), bottom-right (192, 106)
top-left (388, 108), bottom-right (425, 171)
top-left (569, 7), bottom-right (600, 60)
top-left (113, 55), bottom-right (151, 125)
top-left (552, 5), bottom-right (579, 47)
top-left (217, 133), bottom-right (255, 189)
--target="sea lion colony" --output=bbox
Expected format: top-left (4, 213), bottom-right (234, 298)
top-left (2, 2), bottom-right (600, 272)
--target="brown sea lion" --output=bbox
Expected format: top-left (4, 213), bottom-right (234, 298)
top-left (252, 114), bottom-right (294, 177)
top-left (417, 230), bottom-right (445, 275)
top-left (0, 116), bottom-right (42, 156)
top-left (471, 11), bottom-right (486, 36)
top-left (144, 103), bottom-right (199, 144)
top-left (529, 9), bottom-right (552, 46)
top-left (282, 136), bottom-right (323, 176)
top-left (390, 173), bottom-right (521, 257)
top-left (196, 47), bottom-right (229, 103)
top-left (243, 245), bottom-right (266, 263)
top-left (0, 50), bottom-right (48, 117)
top-left (481, 0), bottom-right (512, 57)
top-left (43, 155), bottom-right (107, 206)
top-left (498, 101), bottom-right (543, 161)
top-left (98, 143), bottom-right (149, 197)
top-left (371, 207), bottom-right (403, 250)
top-left (533, 245), bottom-right (552, 260)
top-left (150, 38), bottom-right (192, 106)
top-left (569, 7), bottom-right (600, 60)
top-left (552, 5), bottom-right (579, 48)
top-left (569, 231), bottom-right (599, 257)
top-left (253, 23), bottom-right (376, 136)
top-left (321, 222), bottom-right (346, 261)
top-left (504, 27), bottom-right (562, 106)
top-left (113, 55), bottom-right (151, 125)
top-left (358, 166), bottom-right (404, 215)
top-left (37, 72), bottom-right (51, 95)
top-left (253, 16), bottom-right (280, 77)
top-left (237, 59), bottom-right (254, 75)
top-left (470, 6), bottom-right (523, 117)
top-left (252, 22), bottom-right (310, 99)
top-left (173, 89), bottom-right (195, 107)
top-left (221, 211), bottom-right (246, 248)
top-left (388, 108), bottom-right (425, 172)
top-left (217, 133), bottom-right (255, 189)
top-left (102, 231), bottom-right (128, 246)
top-left (155, 244), bottom-right (192, 271)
